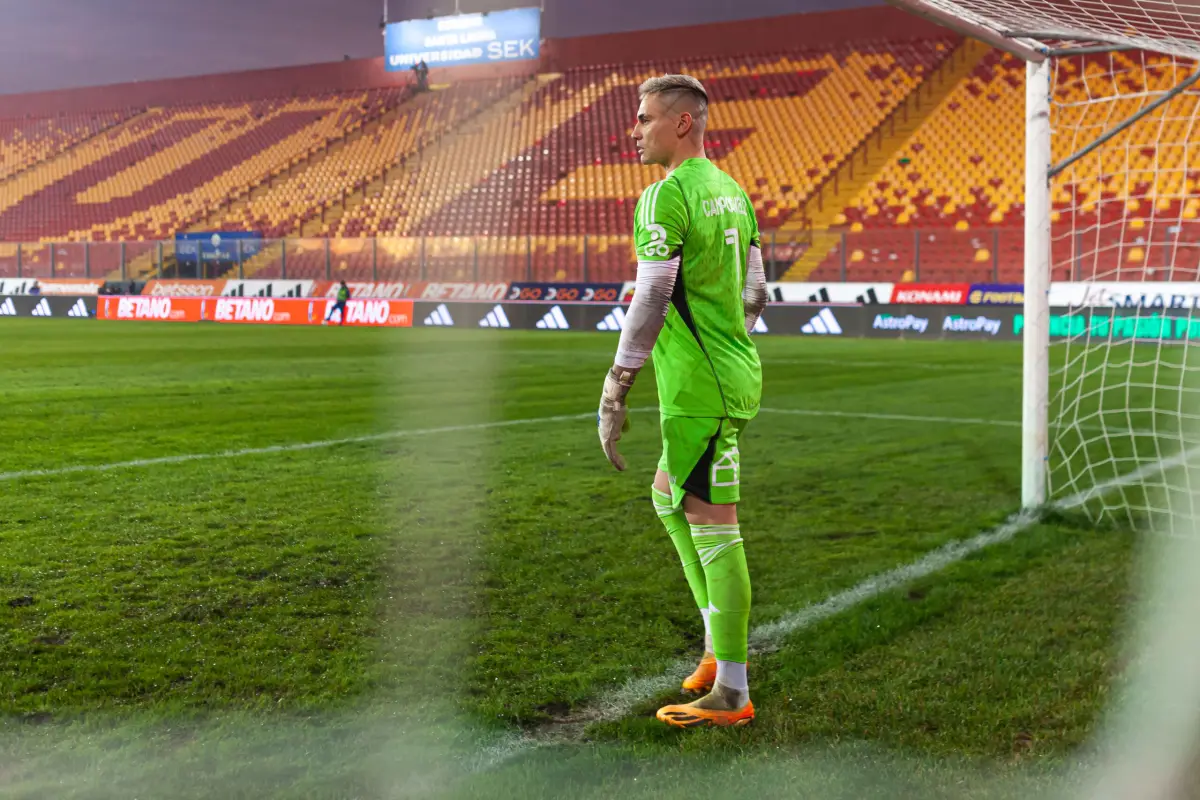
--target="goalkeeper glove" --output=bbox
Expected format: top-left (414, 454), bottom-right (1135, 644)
top-left (598, 368), bottom-right (634, 471)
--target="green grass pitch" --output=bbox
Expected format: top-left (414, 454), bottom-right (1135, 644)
top-left (0, 319), bottom-right (1165, 798)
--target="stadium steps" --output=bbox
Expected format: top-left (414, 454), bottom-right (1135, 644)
top-left (298, 169), bottom-right (387, 237)
top-left (346, 73), bottom-right (569, 237)
top-left (303, 74), bottom-right (548, 241)
top-left (321, 82), bottom-right (542, 237)
top-left (280, 102), bottom-right (406, 237)
top-left (266, 80), bottom-right (508, 243)
top-left (229, 79), bottom-right (546, 278)
top-left (780, 37), bottom-right (991, 280)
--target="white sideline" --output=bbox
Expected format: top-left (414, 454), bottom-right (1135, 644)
top-left (0, 413), bottom-right (597, 483)
top-left (758, 406), bottom-right (1022, 428)
top-left (469, 445), bottom-right (1199, 770)
top-left (0, 406), bottom-right (1173, 483)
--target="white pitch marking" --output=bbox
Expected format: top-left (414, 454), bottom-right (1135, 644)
top-left (2, 406), bottom-right (1183, 483)
top-left (468, 446), bottom-right (1198, 770)
top-left (0, 412), bottom-right (597, 483)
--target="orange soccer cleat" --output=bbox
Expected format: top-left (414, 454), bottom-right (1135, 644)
top-left (656, 696), bottom-right (755, 729)
top-left (681, 654), bottom-right (717, 694)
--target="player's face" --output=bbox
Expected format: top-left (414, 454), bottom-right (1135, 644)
top-left (632, 95), bottom-right (675, 168)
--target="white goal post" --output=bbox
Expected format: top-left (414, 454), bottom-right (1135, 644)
top-left (884, 0), bottom-right (1200, 523)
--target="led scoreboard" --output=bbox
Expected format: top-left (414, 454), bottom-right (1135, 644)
top-left (385, 7), bottom-right (541, 70)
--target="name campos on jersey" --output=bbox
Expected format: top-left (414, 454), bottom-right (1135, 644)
top-left (702, 195), bottom-right (750, 218)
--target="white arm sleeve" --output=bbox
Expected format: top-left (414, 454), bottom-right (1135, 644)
top-left (743, 245), bottom-right (768, 333)
top-left (613, 257), bottom-right (679, 369)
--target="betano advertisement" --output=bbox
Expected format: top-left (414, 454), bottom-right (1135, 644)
top-left (96, 296), bottom-right (413, 327)
top-left (385, 7), bottom-right (541, 70)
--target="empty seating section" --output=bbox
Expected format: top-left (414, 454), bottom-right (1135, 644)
top-left (841, 49), bottom-right (1026, 232)
top-left (811, 50), bottom-right (1200, 282)
top-left (0, 37), bottom-right (965, 285)
top-left (0, 89), bottom-right (406, 244)
top-left (312, 39), bottom-right (950, 283)
top-left (25, 36), bottom-right (1200, 286)
top-left (0, 110), bottom-right (134, 182)
top-left (90, 89), bottom-right (407, 243)
top-left (225, 78), bottom-right (527, 240)
top-left (1048, 54), bottom-right (1200, 280)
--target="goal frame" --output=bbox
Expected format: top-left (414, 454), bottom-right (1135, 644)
top-left (887, 0), bottom-right (1200, 509)
top-left (888, 0), bottom-right (1053, 507)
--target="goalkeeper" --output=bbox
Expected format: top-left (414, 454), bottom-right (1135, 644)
top-left (597, 74), bottom-right (767, 729)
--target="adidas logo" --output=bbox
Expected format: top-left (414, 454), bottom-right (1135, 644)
top-left (535, 305), bottom-right (570, 330)
top-left (596, 307), bottom-right (625, 331)
top-left (751, 316), bottom-right (768, 334)
top-left (0, 298), bottom-right (15, 316)
top-left (30, 298), bottom-right (52, 318)
top-left (66, 299), bottom-right (89, 318)
top-left (478, 305), bottom-right (511, 329)
top-left (856, 287), bottom-right (881, 304)
top-left (424, 303), bottom-right (454, 327)
top-left (801, 308), bottom-right (842, 335)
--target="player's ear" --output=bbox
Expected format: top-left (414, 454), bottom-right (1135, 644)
top-left (677, 111), bottom-right (692, 139)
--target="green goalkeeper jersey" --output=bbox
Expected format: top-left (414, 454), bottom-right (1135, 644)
top-left (633, 158), bottom-right (762, 419)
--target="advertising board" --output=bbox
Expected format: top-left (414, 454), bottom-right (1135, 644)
top-left (385, 8), bottom-right (541, 70)
top-left (0, 295), bottom-right (95, 317)
top-left (175, 232), bottom-right (263, 272)
top-left (0, 278), bottom-right (105, 295)
top-left (95, 296), bottom-right (413, 327)
top-left (506, 283), bottom-right (623, 303)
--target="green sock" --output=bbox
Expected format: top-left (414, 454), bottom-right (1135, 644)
top-left (653, 488), bottom-right (709, 612)
top-left (691, 524), bottom-right (751, 663)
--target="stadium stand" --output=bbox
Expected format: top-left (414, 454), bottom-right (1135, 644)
top-left (26, 8), bottom-right (1197, 285)
top-left (0, 110), bottom-right (139, 183)
top-left (806, 49), bottom-right (1200, 282)
top-left (69, 31), bottom-right (949, 284)
top-left (0, 90), bottom-right (409, 243)
top-left (308, 38), bottom-right (956, 281)
top-left (0, 7), bottom-right (963, 285)
top-left (223, 77), bottom-right (530, 240)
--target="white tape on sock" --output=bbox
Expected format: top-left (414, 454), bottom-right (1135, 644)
top-left (716, 659), bottom-right (748, 691)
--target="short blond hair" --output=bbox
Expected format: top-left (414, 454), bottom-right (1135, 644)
top-left (639, 74), bottom-right (708, 127)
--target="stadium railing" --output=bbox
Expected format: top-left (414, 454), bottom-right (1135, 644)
top-left (3, 228), bottom-right (1185, 284)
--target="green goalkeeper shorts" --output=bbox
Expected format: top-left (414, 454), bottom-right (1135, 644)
top-left (658, 415), bottom-right (749, 509)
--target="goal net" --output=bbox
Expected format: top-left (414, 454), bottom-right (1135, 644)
top-left (1049, 51), bottom-right (1200, 531)
top-left (889, 0), bottom-right (1200, 532)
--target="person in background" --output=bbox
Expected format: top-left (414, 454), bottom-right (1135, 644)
top-left (324, 281), bottom-right (351, 325)
top-left (28, 281), bottom-right (40, 295)
top-left (414, 60), bottom-right (429, 92)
